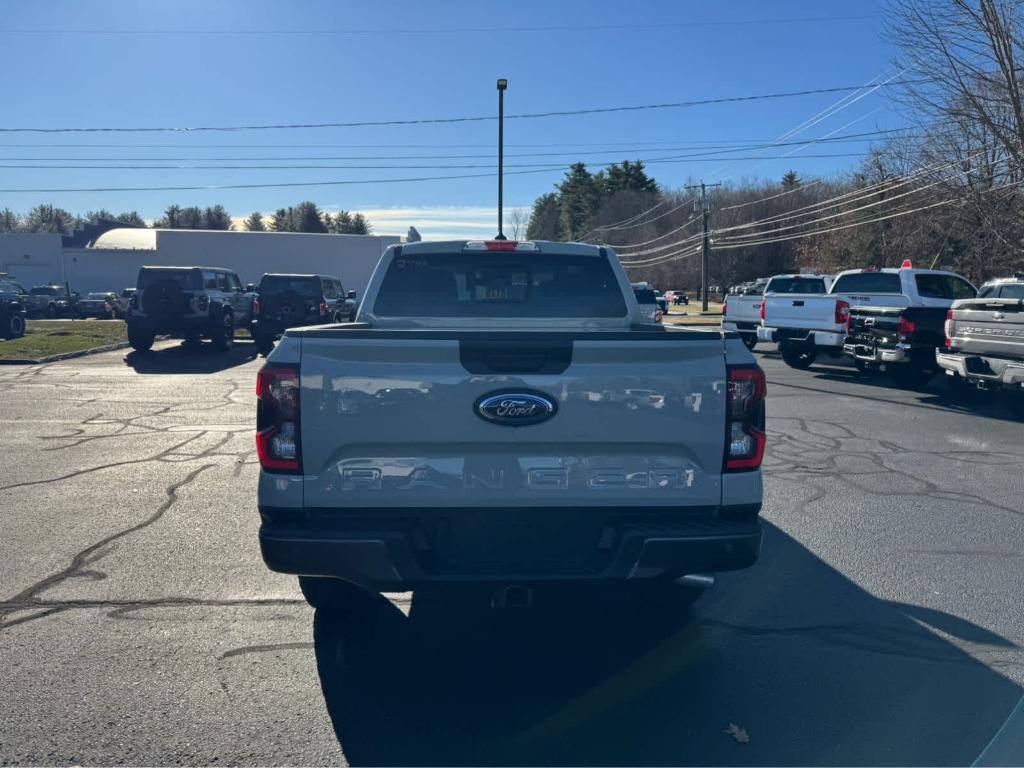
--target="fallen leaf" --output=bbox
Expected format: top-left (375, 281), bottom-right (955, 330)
top-left (724, 723), bottom-right (750, 744)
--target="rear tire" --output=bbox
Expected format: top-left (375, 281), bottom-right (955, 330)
top-left (3, 311), bottom-right (26, 339)
top-left (780, 342), bottom-right (817, 369)
top-left (210, 311), bottom-right (234, 352)
top-left (127, 326), bottom-right (155, 352)
top-left (742, 335), bottom-right (757, 351)
top-left (299, 577), bottom-right (371, 613)
top-left (255, 333), bottom-right (275, 356)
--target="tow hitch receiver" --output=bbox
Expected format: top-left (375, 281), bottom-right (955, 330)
top-left (491, 584), bottom-right (534, 609)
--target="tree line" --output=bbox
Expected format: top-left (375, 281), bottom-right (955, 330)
top-left (0, 201), bottom-right (372, 235)
top-left (524, 0), bottom-right (1024, 289)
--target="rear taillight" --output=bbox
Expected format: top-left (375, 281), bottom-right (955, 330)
top-left (897, 316), bottom-right (916, 341)
top-left (256, 365), bottom-right (301, 473)
top-left (655, 308), bottom-right (664, 323)
top-left (835, 299), bottom-right (850, 326)
top-left (944, 309), bottom-right (953, 348)
top-left (725, 366), bottom-right (766, 472)
top-left (722, 296), bottom-right (728, 315)
top-left (319, 302), bottom-right (328, 317)
top-left (252, 297), bottom-right (261, 316)
top-left (760, 298), bottom-right (766, 322)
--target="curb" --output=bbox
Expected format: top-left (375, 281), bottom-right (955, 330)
top-left (0, 341), bottom-right (131, 366)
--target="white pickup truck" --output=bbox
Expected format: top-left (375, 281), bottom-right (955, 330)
top-left (759, 266), bottom-right (974, 370)
top-left (256, 239), bottom-right (766, 612)
top-left (725, 274), bottom-right (830, 350)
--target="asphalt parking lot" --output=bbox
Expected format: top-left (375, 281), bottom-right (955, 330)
top-left (1, 339), bottom-right (1023, 766)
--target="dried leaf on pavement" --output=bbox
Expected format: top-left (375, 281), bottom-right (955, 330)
top-left (724, 723), bottom-right (750, 743)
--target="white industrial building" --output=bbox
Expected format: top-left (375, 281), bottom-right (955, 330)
top-left (0, 226), bottom-right (401, 295)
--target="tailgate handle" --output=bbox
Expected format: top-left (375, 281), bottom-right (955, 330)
top-left (460, 339), bottom-right (573, 375)
top-left (791, 300), bottom-right (804, 306)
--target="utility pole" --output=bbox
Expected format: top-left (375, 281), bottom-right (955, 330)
top-left (495, 78), bottom-right (508, 240)
top-left (685, 181), bottom-right (722, 311)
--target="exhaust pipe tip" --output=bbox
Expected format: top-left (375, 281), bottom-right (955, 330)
top-left (676, 573), bottom-right (716, 590)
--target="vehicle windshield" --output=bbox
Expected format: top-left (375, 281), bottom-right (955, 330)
top-left (374, 251), bottom-right (628, 317)
top-left (633, 288), bottom-right (657, 304)
top-left (29, 286), bottom-right (58, 295)
top-left (137, 269), bottom-right (202, 290)
top-left (258, 275), bottom-right (322, 297)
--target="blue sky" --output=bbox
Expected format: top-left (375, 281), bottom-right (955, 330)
top-left (0, 0), bottom-right (899, 239)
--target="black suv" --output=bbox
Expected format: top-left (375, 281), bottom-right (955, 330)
top-left (126, 266), bottom-right (256, 353)
top-left (252, 273), bottom-right (357, 355)
top-left (0, 276), bottom-right (28, 339)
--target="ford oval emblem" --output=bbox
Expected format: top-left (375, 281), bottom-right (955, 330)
top-left (475, 391), bottom-right (557, 426)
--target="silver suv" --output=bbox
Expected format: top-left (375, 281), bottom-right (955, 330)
top-left (126, 266), bottom-right (255, 353)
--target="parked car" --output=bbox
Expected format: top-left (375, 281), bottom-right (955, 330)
top-left (256, 238), bottom-right (765, 612)
top-left (24, 285), bottom-right (76, 318)
top-left (116, 288), bottom-right (136, 318)
top-left (759, 264), bottom-right (973, 370)
top-left (125, 266), bottom-right (256, 353)
top-left (936, 276), bottom-right (1024, 411)
top-left (654, 291), bottom-right (669, 314)
top-left (252, 273), bottom-right (357, 355)
top-left (666, 289), bottom-right (689, 306)
top-left (632, 285), bottom-right (663, 323)
top-left (76, 292), bottom-right (120, 319)
top-left (0, 276), bottom-right (28, 339)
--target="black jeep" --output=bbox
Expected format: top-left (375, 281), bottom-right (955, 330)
top-left (252, 273), bottom-right (357, 355)
top-left (126, 266), bottom-right (256, 353)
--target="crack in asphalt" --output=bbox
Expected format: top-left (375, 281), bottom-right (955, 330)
top-left (0, 463), bottom-right (216, 631)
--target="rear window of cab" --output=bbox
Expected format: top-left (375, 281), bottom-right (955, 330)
top-left (373, 252), bottom-right (628, 318)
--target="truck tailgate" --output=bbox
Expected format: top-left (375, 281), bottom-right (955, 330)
top-left (951, 299), bottom-right (1024, 358)
top-left (763, 294), bottom-right (841, 331)
top-left (297, 329), bottom-right (728, 509)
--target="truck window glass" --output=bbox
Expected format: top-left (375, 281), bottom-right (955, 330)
top-left (831, 272), bottom-right (902, 293)
top-left (259, 276), bottom-right (321, 297)
top-left (766, 277), bottom-right (826, 294)
top-left (374, 252), bottom-right (628, 318)
top-left (915, 274), bottom-right (976, 300)
top-left (138, 269), bottom-right (202, 291)
top-left (999, 285), bottom-right (1024, 299)
top-left (633, 288), bottom-right (657, 303)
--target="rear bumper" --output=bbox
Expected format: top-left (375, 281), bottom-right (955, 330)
top-left (258, 505), bottom-right (762, 590)
top-left (843, 340), bottom-right (910, 364)
top-left (936, 349), bottom-right (1024, 387)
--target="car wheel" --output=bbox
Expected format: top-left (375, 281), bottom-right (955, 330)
top-left (3, 311), bottom-right (26, 339)
top-left (780, 342), bottom-right (817, 369)
top-left (299, 576), bottom-right (371, 613)
top-left (210, 311), bottom-right (234, 352)
top-left (255, 333), bottom-right (275, 356)
top-left (889, 365), bottom-right (933, 389)
top-left (742, 335), bottom-right (757, 351)
top-left (127, 326), bottom-right (155, 352)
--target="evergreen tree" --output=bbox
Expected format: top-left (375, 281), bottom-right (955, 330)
top-left (203, 205), bottom-right (233, 230)
top-left (23, 204), bottom-right (78, 234)
top-left (270, 208), bottom-right (293, 232)
top-left (244, 211), bottom-right (266, 231)
top-left (526, 193), bottom-right (560, 240)
top-left (116, 211), bottom-right (146, 227)
top-left (0, 207), bottom-right (20, 232)
top-left (557, 163), bottom-right (602, 240)
top-left (293, 201), bottom-right (327, 233)
top-left (158, 204), bottom-right (182, 228)
top-left (781, 170), bottom-right (801, 189)
top-left (177, 207), bottom-right (205, 229)
top-left (331, 210), bottom-right (353, 233)
top-left (349, 213), bottom-right (371, 234)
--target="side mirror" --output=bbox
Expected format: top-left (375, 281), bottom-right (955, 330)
top-left (245, 284), bottom-right (256, 293)
top-left (346, 290), bottom-right (357, 300)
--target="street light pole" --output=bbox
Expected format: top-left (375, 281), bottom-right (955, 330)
top-left (495, 78), bottom-right (508, 240)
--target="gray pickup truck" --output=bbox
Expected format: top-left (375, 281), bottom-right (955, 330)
top-left (256, 239), bottom-right (766, 611)
top-left (936, 276), bottom-right (1024, 411)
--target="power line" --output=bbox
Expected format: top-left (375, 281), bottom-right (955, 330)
top-left (0, 128), bottom-right (915, 149)
top-left (0, 82), bottom-right (929, 134)
top-left (0, 16), bottom-right (879, 35)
